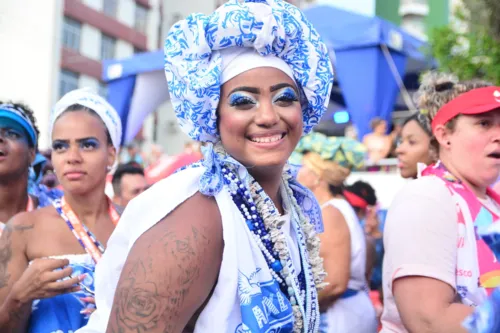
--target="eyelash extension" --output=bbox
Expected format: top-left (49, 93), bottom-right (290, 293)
top-left (274, 88), bottom-right (299, 103)
top-left (229, 94), bottom-right (257, 107)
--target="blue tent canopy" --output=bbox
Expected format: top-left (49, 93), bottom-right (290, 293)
top-left (103, 4), bottom-right (433, 144)
top-left (303, 5), bottom-right (433, 138)
top-left (303, 5), bottom-right (428, 59)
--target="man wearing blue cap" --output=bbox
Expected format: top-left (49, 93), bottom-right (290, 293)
top-left (0, 102), bottom-right (62, 235)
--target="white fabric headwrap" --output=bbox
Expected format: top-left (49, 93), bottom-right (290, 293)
top-left (50, 88), bottom-right (122, 152)
top-left (218, 48), bottom-right (296, 85)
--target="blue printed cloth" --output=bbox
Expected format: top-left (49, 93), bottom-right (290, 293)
top-left (463, 288), bottom-right (500, 332)
top-left (29, 184), bottom-right (63, 208)
top-left (29, 255), bottom-right (95, 333)
top-left (463, 223), bottom-right (500, 332)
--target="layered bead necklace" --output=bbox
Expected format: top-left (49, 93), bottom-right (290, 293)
top-left (221, 164), bottom-right (326, 333)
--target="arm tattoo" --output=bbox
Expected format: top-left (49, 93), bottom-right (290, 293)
top-left (0, 224), bottom-right (13, 289)
top-left (13, 225), bottom-right (34, 232)
top-left (0, 221), bottom-right (32, 289)
top-left (110, 226), bottom-right (211, 333)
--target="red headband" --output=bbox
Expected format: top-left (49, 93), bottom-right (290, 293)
top-left (343, 190), bottom-right (368, 210)
top-left (431, 86), bottom-right (500, 132)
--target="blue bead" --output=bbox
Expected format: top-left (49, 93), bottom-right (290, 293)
top-left (271, 261), bottom-right (283, 272)
top-left (246, 220), bottom-right (255, 230)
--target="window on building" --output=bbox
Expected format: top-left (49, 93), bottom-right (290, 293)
top-left (59, 70), bottom-right (79, 98)
top-left (101, 34), bottom-right (116, 60)
top-left (99, 82), bottom-right (108, 99)
top-left (103, 0), bottom-right (118, 17)
top-left (135, 4), bottom-right (148, 34)
top-left (62, 17), bottom-right (81, 51)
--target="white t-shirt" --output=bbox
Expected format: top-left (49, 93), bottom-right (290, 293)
top-left (381, 176), bottom-right (458, 332)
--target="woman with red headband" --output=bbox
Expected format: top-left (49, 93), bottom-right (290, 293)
top-left (381, 72), bottom-right (500, 333)
top-left (295, 132), bottom-right (377, 333)
top-left (344, 181), bottom-right (381, 284)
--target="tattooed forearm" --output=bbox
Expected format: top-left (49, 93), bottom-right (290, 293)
top-left (0, 225), bottom-right (13, 289)
top-left (109, 226), bottom-right (212, 333)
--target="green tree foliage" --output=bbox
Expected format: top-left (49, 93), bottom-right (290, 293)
top-left (428, 0), bottom-right (500, 84)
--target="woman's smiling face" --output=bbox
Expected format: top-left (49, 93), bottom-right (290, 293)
top-left (218, 67), bottom-right (303, 173)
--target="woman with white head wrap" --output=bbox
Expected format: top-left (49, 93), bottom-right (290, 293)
top-left (0, 88), bottom-right (122, 332)
top-left (79, 1), bottom-right (333, 332)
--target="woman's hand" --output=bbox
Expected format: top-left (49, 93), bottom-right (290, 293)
top-left (10, 258), bottom-right (83, 304)
top-left (80, 296), bottom-right (96, 315)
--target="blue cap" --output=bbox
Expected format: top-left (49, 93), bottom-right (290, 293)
top-left (0, 104), bottom-right (37, 147)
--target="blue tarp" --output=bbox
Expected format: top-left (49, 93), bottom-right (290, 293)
top-left (303, 5), bottom-right (432, 138)
top-left (303, 5), bottom-right (428, 59)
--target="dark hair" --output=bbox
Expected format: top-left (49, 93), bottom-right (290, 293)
top-left (345, 181), bottom-right (377, 206)
top-left (328, 184), bottom-right (344, 197)
top-left (112, 163), bottom-right (145, 195)
top-left (0, 100), bottom-right (40, 149)
top-left (62, 104), bottom-right (113, 145)
top-left (402, 112), bottom-right (432, 137)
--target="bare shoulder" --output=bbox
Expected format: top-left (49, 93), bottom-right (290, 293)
top-left (321, 204), bottom-right (349, 240)
top-left (107, 192), bottom-right (223, 333)
top-left (2, 209), bottom-right (39, 237)
top-left (321, 204), bottom-right (345, 225)
top-left (7, 206), bottom-right (58, 233)
top-left (2, 207), bottom-right (63, 259)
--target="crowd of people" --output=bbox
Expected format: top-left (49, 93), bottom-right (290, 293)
top-left (0, 0), bottom-right (500, 332)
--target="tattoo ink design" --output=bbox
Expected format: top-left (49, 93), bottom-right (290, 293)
top-left (114, 261), bottom-right (165, 331)
top-left (0, 224), bottom-right (13, 288)
top-left (110, 226), bottom-right (211, 333)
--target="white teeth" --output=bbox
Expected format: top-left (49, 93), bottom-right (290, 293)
top-left (250, 135), bottom-right (282, 143)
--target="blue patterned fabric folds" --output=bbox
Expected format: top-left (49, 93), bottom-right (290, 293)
top-left (164, 0), bottom-right (334, 143)
top-left (463, 224), bottom-right (500, 332)
top-left (463, 287), bottom-right (500, 333)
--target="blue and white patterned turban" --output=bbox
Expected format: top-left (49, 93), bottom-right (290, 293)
top-left (164, 0), bottom-right (334, 143)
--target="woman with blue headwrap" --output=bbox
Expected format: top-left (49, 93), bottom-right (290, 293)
top-left (0, 88), bottom-right (122, 332)
top-left (78, 1), bottom-right (333, 333)
top-left (0, 102), bottom-right (61, 236)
